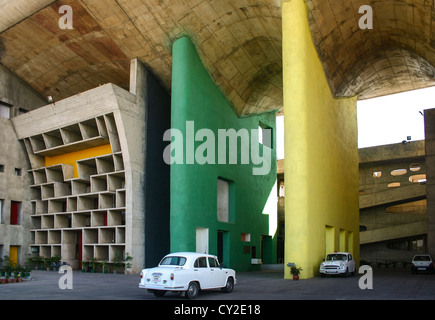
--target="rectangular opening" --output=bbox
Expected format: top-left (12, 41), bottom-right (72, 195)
top-left (100, 228), bottom-right (115, 244)
top-left (325, 225), bottom-right (335, 255)
top-left (217, 230), bottom-right (230, 266)
top-left (41, 215), bottom-right (55, 229)
top-left (258, 122), bottom-right (273, 149)
top-left (116, 227), bottom-right (125, 244)
top-left (217, 178), bottom-right (234, 223)
top-left (43, 130), bottom-right (63, 149)
top-left (339, 229), bottom-right (347, 252)
top-left (60, 124), bottom-right (82, 144)
top-left (196, 227), bottom-right (209, 254)
top-left (241, 233), bottom-right (251, 242)
top-left (0, 164), bottom-right (4, 173)
top-left (0, 101), bottom-right (12, 119)
top-left (14, 168), bottom-right (22, 176)
top-left (0, 199), bottom-right (3, 224)
top-left (10, 201), bottom-right (21, 225)
top-left (91, 175), bottom-right (108, 193)
top-left (348, 232), bottom-right (354, 255)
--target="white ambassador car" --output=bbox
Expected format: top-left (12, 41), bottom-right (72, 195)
top-left (139, 252), bottom-right (236, 299)
top-left (319, 252), bottom-right (356, 277)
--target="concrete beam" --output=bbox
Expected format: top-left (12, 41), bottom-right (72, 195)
top-left (359, 184), bottom-right (426, 209)
top-left (360, 221), bottom-right (427, 245)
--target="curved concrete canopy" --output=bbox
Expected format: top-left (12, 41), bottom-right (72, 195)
top-left (306, 0), bottom-right (435, 100)
top-left (0, 0), bottom-right (433, 116)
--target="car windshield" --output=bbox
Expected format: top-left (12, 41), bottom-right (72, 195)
top-left (414, 256), bottom-right (431, 261)
top-left (326, 254), bottom-right (347, 261)
top-left (160, 256), bottom-right (187, 266)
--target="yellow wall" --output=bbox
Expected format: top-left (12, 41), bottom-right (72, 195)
top-left (282, 0), bottom-right (360, 279)
top-left (45, 144), bottom-right (112, 178)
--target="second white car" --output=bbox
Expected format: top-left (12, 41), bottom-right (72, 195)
top-left (319, 252), bottom-right (356, 277)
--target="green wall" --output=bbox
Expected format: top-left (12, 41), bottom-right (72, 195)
top-left (170, 37), bottom-right (277, 272)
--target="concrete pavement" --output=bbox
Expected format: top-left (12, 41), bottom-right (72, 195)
top-left (1, 267), bottom-right (434, 300)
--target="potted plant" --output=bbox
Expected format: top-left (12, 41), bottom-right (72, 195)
top-left (89, 257), bottom-right (99, 273)
top-left (4, 264), bottom-right (12, 279)
top-left (112, 253), bottom-right (123, 274)
top-left (81, 260), bottom-right (88, 273)
top-left (290, 266), bottom-right (302, 280)
top-left (43, 258), bottom-right (51, 271)
top-left (124, 252), bottom-right (133, 274)
top-left (51, 255), bottom-right (61, 271)
top-left (101, 261), bottom-right (108, 274)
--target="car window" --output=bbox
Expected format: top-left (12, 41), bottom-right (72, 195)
top-left (208, 257), bottom-right (218, 268)
top-left (414, 256), bottom-right (431, 261)
top-left (160, 256), bottom-right (187, 266)
top-left (348, 254), bottom-right (353, 261)
top-left (326, 254), bottom-right (346, 261)
top-left (194, 257), bottom-right (208, 268)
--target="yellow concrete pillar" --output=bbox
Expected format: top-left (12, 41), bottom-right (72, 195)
top-left (282, 0), bottom-right (360, 279)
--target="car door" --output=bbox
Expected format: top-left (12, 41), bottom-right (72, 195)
top-left (208, 257), bottom-right (226, 288)
top-left (348, 254), bottom-right (356, 272)
top-left (193, 257), bottom-right (212, 289)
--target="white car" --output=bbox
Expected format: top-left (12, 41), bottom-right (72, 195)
top-left (411, 254), bottom-right (434, 274)
top-left (139, 252), bottom-right (236, 299)
top-left (319, 252), bottom-right (356, 277)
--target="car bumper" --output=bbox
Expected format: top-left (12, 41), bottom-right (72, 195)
top-left (411, 266), bottom-right (434, 272)
top-left (139, 283), bottom-right (187, 291)
top-left (320, 269), bottom-right (346, 275)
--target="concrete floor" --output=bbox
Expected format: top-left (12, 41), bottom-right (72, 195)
top-left (1, 268), bottom-right (434, 301)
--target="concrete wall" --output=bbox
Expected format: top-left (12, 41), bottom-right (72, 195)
top-left (0, 117), bottom-right (33, 265)
top-left (282, 0), bottom-right (360, 279)
top-left (0, 65), bottom-right (45, 112)
top-left (0, 65), bottom-right (45, 266)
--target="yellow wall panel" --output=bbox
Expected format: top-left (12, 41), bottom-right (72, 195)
top-left (282, 0), bottom-right (360, 279)
top-left (45, 144), bottom-right (112, 178)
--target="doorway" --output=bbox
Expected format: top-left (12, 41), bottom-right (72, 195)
top-left (217, 230), bottom-right (230, 267)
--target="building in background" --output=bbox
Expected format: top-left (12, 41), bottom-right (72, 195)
top-left (359, 141), bottom-right (428, 266)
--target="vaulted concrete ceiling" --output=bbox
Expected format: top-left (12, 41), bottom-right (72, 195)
top-left (306, 0), bottom-right (435, 100)
top-left (0, 0), bottom-right (433, 117)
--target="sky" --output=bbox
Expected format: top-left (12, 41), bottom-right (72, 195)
top-left (276, 86), bottom-right (435, 160)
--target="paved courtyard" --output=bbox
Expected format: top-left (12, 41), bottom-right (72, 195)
top-left (1, 267), bottom-right (434, 301)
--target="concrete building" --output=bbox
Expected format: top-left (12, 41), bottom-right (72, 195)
top-left (2, 60), bottom-right (171, 274)
top-left (0, 65), bottom-right (46, 266)
top-left (0, 0), bottom-right (433, 278)
top-left (359, 141), bottom-right (428, 265)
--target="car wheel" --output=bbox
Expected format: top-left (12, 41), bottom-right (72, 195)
top-left (186, 282), bottom-right (199, 299)
top-left (344, 268), bottom-right (349, 277)
top-left (221, 277), bottom-right (234, 293)
top-left (152, 290), bottom-right (167, 297)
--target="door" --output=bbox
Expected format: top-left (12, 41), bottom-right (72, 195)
top-left (208, 257), bottom-right (226, 288)
top-left (193, 257), bottom-right (212, 289)
top-left (217, 230), bottom-right (230, 267)
top-left (9, 246), bottom-right (18, 267)
top-left (10, 201), bottom-right (20, 225)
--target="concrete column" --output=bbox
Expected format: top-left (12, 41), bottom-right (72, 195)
top-left (424, 109), bottom-right (435, 257)
top-left (282, 0), bottom-right (360, 279)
